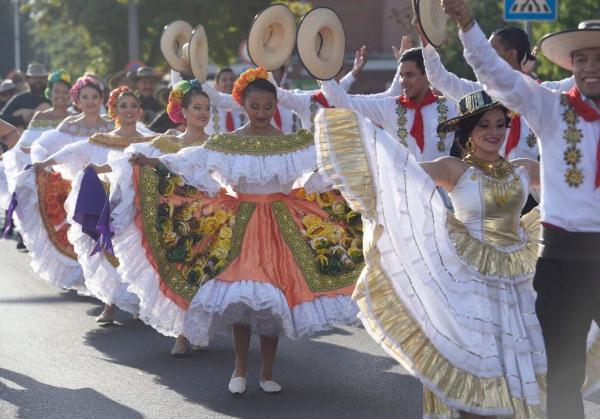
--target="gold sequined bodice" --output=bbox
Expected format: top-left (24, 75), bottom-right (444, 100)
top-left (449, 165), bottom-right (528, 247)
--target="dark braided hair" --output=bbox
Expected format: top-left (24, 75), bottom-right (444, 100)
top-left (491, 26), bottom-right (536, 64)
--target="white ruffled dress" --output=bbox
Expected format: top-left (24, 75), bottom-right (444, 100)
top-left (108, 136), bottom-right (220, 336)
top-left (157, 130), bottom-right (360, 346)
top-left (13, 119), bottom-right (113, 292)
top-left (315, 109), bottom-right (551, 418)
top-left (60, 133), bottom-right (150, 314)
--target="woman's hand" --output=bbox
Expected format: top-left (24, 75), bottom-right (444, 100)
top-left (129, 152), bottom-right (159, 167)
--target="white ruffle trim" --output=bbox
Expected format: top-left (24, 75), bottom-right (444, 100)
top-left (183, 279), bottom-right (359, 346)
top-left (64, 171), bottom-right (139, 314)
top-left (0, 162), bottom-right (10, 209)
top-left (160, 144), bottom-right (317, 189)
top-left (3, 147), bottom-right (31, 193)
top-left (325, 117), bottom-right (546, 409)
top-left (13, 168), bottom-right (85, 292)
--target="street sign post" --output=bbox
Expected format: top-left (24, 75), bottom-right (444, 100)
top-left (504, 0), bottom-right (558, 21)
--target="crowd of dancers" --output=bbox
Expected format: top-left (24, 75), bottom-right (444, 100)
top-left (1, 1), bottom-right (599, 418)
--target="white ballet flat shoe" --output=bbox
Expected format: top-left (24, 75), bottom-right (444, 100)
top-left (191, 344), bottom-right (208, 352)
top-left (170, 338), bottom-right (189, 357)
top-left (259, 379), bottom-right (282, 393)
top-left (228, 376), bottom-right (247, 394)
top-left (95, 309), bottom-right (114, 323)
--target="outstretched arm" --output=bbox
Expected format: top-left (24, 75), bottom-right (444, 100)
top-left (320, 79), bottom-right (389, 127)
top-left (201, 81), bottom-right (242, 111)
top-left (442, 0), bottom-right (562, 140)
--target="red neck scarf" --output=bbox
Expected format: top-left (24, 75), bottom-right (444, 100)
top-left (273, 106), bottom-right (282, 130)
top-left (565, 86), bottom-right (600, 188)
top-left (505, 114), bottom-right (521, 158)
top-left (311, 91), bottom-right (332, 109)
top-left (225, 110), bottom-right (235, 132)
top-left (397, 89), bottom-right (438, 152)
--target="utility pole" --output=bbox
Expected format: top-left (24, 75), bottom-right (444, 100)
top-left (128, 0), bottom-right (140, 62)
top-left (12, 0), bottom-right (21, 70)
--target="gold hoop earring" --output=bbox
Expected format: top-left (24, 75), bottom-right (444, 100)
top-left (466, 138), bottom-right (476, 153)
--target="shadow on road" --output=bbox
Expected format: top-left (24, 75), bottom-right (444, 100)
top-left (0, 367), bottom-right (142, 419)
top-left (83, 320), bottom-right (422, 418)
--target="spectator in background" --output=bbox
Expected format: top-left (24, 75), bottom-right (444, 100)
top-left (0, 80), bottom-right (17, 109)
top-left (131, 66), bottom-right (163, 124)
top-left (1, 63), bottom-right (51, 130)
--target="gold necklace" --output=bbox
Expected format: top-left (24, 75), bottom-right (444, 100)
top-left (463, 153), bottom-right (514, 179)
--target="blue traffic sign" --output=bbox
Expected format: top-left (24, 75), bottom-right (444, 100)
top-left (504, 0), bottom-right (558, 21)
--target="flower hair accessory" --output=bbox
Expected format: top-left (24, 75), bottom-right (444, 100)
top-left (232, 67), bottom-right (269, 106)
top-left (69, 76), bottom-right (101, 104)
top-left (107, 86), bottom-right (134, 121)
top-left (45, 70), bottom-right (72, 100)
top-left (167, 79), bottom-right (203, 124)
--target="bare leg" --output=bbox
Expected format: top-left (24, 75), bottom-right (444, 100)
top-left (259, 335), bottom-right (278, 381)
top-left (233, 324), bottom-right (251, 378)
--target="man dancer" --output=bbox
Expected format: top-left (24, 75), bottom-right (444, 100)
top-left (443, 0), bottom-right (600, 416)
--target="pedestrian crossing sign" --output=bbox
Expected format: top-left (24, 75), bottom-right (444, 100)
top-left (504, 0), bottom-right (558, 21)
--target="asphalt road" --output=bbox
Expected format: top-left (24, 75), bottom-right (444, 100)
top-left (1, 237), bottom-right (599, 418)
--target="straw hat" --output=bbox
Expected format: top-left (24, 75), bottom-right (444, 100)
top-left (0, 79), bottom-right (16, 94)
top-left (247, 4), bottom-right (297, 71)
top-left (188, 25), bottom-right (209, 81)
top-left (437, 90), bottom-right (506, 133)
top-left (296, 7), bottom-right (345, 80)
top-left (130, 66), bottom-right (162, 81)
top-left (539, 20), bottom-right (600, 71)
top-left (412, 0), bottom-right (448, 48)
top-left (26, 63), bottom-right (49, 78)
top-left (161, 20), bottom-right (194, 73)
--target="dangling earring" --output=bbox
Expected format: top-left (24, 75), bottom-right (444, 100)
top-left (466, 138), bottom-right (476, 153)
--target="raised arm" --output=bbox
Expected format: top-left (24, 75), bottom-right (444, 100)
top-left (541, 75), bottom-right (575, 92)
top-left (423, 45), bottom-right (482, 102)
top-left (457, 23), bottom-right (561, 138)
top-left (275, 87), bottom-right (311, 114)
top-left (200, 81), bottom-right (242, 111)
top-left (320, 79), bottom-right (389, 127)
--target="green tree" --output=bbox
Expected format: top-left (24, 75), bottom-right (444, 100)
top-left (532, 0), bottom-right (600, 80)
top-left (24, 0), bottom-right (272, 76)
top-left (428, 0), bottom-right (600, 81)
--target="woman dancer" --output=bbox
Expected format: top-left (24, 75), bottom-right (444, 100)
top-left (2, 70), bottom-right (73, 248)
top-left (108, 80), bottom-right (219, 354)
top-left (315, 90), bottom-right (547, 417)
top-left (13, 76), bottom-right (113, 292)
top-left (4, 70), bottom-right (73, 188)
top-left (152, 68), bottom-right (362, 393)
top-left (34, 86), bottom-right (150, 322)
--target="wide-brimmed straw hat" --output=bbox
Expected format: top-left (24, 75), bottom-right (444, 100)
top-left (539, 20), bottom-right (600, 71)
top-left (413, 0), bottom-right (448, 48)
top-left (247, 4), bottom-right (297, 71)
top-left (296, 7), bottom-right (345, 81)
top-left (26, 63), bottom-right (49, 78)
top-left (188, 25), bottom-right (209, 81)
top-left (161, 20), bottom-right (194, 73)
top-left (437, 90), bottom-right (506, 133)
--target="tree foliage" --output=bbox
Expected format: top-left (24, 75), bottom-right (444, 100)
top-left (24, 0), bottom-right (273, 76)
top-left (425, 0), bottom-right (600, 81)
